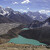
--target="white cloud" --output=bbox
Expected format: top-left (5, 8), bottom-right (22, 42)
top-left (21, 0), bottom-right (30, 4)
top-left (39, 10), bottom-right (50, 14)
top-left (6, 6), bottom-right (10, 8)
top-left (19, 9), bottom-right (27, 12)
top-left (27, 8), bottom-right (29, 10)
top-left (13, 2), bottom-right (18, 4)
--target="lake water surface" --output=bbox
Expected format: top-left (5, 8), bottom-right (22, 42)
top-left (8, 35), bottom-right (46, 45)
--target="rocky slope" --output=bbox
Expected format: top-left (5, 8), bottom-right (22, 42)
top-left (0, 23), bottom-right (25, 44)
top-left (0, 23), bottom-right (22, 35)
top-left (0, 15), bottom-right (15, 23)
top-left (19, 26), bottom-right (50, 45)
top-left (28, 20), bottom-right (44, 28)
top-left (28, 17), bottom-right (50, 28)
top-left (0, 43), bottom-right (50, 50)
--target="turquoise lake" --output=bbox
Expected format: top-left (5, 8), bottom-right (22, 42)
top-left (8, 35), bottom-right (46, 45)
top-left (21, 28), bottom-right (29, 30)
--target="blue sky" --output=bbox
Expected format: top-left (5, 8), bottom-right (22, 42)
top-left (0, 0), bottom-right (50, 15)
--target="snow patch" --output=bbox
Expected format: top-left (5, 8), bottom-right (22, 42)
top-left (40, 16), bottom-right (43, 19)
top-left (42, 22), bottom-right (49, 26)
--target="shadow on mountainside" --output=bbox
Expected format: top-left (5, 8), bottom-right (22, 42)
top-left (19, 26), bottom-right (50, 45)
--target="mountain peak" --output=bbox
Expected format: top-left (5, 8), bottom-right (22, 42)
top-left (5, 7), bottom-right (14, 13)
top-left (27, 11), bottom-right (48, 21)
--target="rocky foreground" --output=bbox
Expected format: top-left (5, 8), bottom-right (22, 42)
top-left (0, 43), bottom-right (50, 50)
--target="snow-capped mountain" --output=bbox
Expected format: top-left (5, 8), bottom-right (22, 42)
top-left (5, 7), bottom-right (14, 13)
top-left (0, 7), bottom-right (12, 16)
top-left (0, 7), bottom-right (33, 24)
top-left (28, 17), bottom-right (50, 28)
top-left (0, 7), bottom-right (15, 16)
top-left (42, 17), bottom-right (50, 26)
top-left (0, 6), bottom-right (7, 15)
top-left (0, 7), bottom-right (50, 24)
top-left (27, 11), bottom-right (49, 21)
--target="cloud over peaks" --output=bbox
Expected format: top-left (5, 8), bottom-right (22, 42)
top-left (21, 0), bottom-right (30, 4)
top-left (39, 10), bottom-right (50, 14)
top-left (13, 2), bottom-right (18, 4)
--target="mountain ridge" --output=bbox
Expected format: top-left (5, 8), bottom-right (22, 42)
top-left (0, 7), bottom-right (50, 24)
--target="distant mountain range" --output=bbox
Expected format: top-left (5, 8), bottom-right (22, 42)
top-left (27, 17), bottom-right (50, 28)
top-left (0, 7), bottom-right (50, 24)
top-left (0, 7), bottom-right (33, 24)
top-left (26, 11), bottom-right (49, 21)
